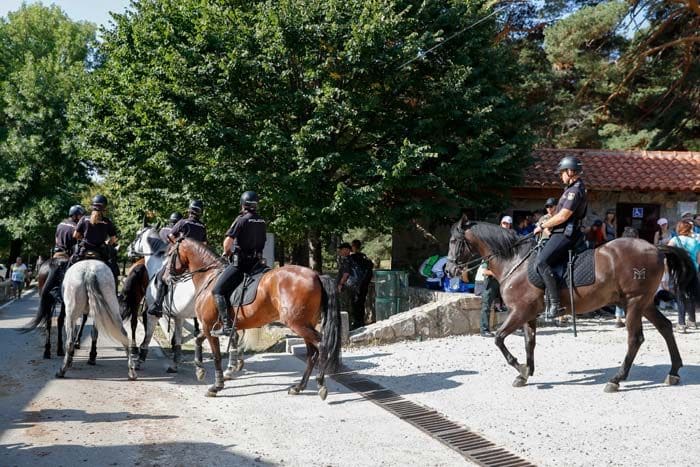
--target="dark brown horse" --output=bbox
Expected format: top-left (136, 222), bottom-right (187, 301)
top-left (26, 254), bottom-right (87, 358)
top-left (446, 216), bottom-right (700, 392)
top-left (118, 258), bottom-right (149, 359)
top-left (164, 238), bottom-right (341, 398)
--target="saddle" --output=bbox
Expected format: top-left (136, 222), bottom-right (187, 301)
top-left (527, 240), bottom-right (596, 290)
top-left (229, 262), bottom-right (271, 307)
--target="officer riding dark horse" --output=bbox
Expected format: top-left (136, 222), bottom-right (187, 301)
top-left (211, 191), bottom-right (267, 337)
top-left (70, 195), bottom-right (120, 287)
top-left (147, 200), bottom-right (207, 317)
top-left (41, 204), bottom-right (86, 303)
top-left (533, 156), bottom-right (587, 320)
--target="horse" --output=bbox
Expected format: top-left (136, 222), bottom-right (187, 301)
top-left (118, 258), bottom-right (149, 358)
top-left (446, 216), bottom-right (700, 392)
top-left (55, 259), bottom-right (137, 380)
top-left (125, 226), bottom-right (215, 374)
top-left (25, 253), bottom-right (87, 358)
top-left (165, 238), bottom-right (341, 398)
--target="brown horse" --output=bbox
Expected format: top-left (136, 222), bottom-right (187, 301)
top-left (164, 238), bottom-right (341, 398)
top-left (26, 254), bottom-right (87, 358)
top-left (446, 216), bottom-right (700, 392)
top-left (118, 258), bottom-right (149, 358)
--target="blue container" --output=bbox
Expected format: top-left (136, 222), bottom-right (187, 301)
top-left (443, 276), bottom-right (474, 293)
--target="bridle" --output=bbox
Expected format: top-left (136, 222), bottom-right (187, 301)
top-left (447, 227), bottom-right (493, 275)
top-left (167, 238), bottom-right (225, 282)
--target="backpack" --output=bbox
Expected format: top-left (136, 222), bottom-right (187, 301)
top-left (347, 253), bottom-right (373, 289)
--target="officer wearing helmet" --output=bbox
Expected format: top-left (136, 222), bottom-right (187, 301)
top-left (159, 211), bottom-right (183, 244)
top-left (533, 156), bottom-right (588, 319)
top-left (168, 200), bottom-right (207, 244)
top-left (72, 195), bottom-right (120, 284)
top-left (41, 204), bottom-right (86, 304)
top-left (211, 191), bottom-right (267, 336)
top-left (148, 202), bottom-right (207, 317)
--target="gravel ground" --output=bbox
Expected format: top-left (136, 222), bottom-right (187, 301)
top-left (343, 314), bottom-right (700, 466)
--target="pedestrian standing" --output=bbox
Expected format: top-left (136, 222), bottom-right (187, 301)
top-left (668, 220), bottom-right (699, 332)
top-left (10, 256), bottom-right (28, 299)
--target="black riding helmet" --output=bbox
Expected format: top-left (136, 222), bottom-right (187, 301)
top-left (169, 211), bottom-right (183, 225)
top-left (240, 191), bottom-right (259, 210)
top-left (92, 194), bottom-right (108, 211)
top-left (189, 199), bottom-right (204, 216)
top-left (557, 156), bottom-right (583, 173)
top-left (69, 205), bottom-right (85, 217)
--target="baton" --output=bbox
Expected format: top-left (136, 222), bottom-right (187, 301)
top-left (568, 249), bottom-right (577, 337)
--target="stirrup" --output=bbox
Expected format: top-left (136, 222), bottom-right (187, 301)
top-left (211, 320), bottom-right (232, 337)
top-left (544, 303), bottom-right (565, 321)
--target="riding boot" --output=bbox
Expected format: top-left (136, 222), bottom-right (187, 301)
top-left (147, 280), bottom-right (167, 318)
top-left (539, 264), bottom-right (564, 320)
top-left (210, 294), bottom-right (232, 337)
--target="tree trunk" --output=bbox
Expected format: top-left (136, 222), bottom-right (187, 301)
top-left (276, 238), bottom-right (286, 266)
top-left (291, 240), bottom-right (309, 267)
top-left (308, 231), bottom-right (323, 273)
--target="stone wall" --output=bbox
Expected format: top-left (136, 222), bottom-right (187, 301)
top-left (349, 288), bottom-right (505, 346)
top-left (0, 280), bottom-right (12, 301)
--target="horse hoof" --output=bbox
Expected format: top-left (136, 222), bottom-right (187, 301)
top-left (87, 359), bottom-right (96, 366)
top-left (288, 386), bottom-right (301, 395)
top-left (223, 369), bottom-right (235, 381)
top-left (128, 369), bottom-right (138, 381)
top-left (512, 376), bottom-right (528, 387)
top-left (55, 370), bottom-right (65, 378)
top-left (195, 367), bottom-right (206, 381)
top-left (318, 386), bottom-right (328, 400)
top-left (665, 374), bottom-right (681, 386)
top-left (518, 363), bottom-right (529, 379)
top-left (604, 382), bottom-right (619, 393)
top-left (235, 359), bottom-right (244, 372)
top-left (205, 390), bottom-right (217, 397)
top-left (166, 366), bottom-right (178, 374)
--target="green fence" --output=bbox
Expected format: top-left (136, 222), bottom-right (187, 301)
top-left (374, 269), bottom-right (409, 321)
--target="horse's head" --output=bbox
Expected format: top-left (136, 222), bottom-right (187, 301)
top-left (446, 214), bottom-right (476, 277)
top-left (166, 238), bottom-right (190, 277)
top-left (128, 226), bottom-right (166, 259)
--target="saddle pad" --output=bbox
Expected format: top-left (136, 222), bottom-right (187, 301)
top-left (229, 264), bottom-right (271, 307)
top-left (527, 248), bottom-right (596, 290)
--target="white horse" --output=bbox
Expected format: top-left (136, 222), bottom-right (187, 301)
top-left (128, 226), bottom-right (243, 378)
top-left (56, 259), bottom-right (137, 380)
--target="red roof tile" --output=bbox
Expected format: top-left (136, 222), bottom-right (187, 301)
top-left (521, 149), bottom-right (700, 192)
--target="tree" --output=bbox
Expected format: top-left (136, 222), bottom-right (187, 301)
top-left (72, 0), bottom-right (534, 268)
top-left (0, 4), bottom-right (96, 258)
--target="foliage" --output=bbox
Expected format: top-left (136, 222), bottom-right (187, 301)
top-left (71, 0), bottom-right (534, 250)
top-left (0, 4), bottom-right (96, 255)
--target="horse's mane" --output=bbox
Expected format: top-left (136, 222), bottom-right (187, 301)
top-left (468, 222), bottom-right (533, 260)
top-left (182, 238), bottom-right (226, 266)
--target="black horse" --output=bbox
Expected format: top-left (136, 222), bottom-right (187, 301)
top-left (446, 215), bottom-right (700, 392)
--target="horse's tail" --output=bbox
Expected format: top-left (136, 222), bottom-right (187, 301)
top-left (85, 268), bottom-right (129, 347)
top-left (21, 260), bottom-right (61, 333)
top-left (659, 245), bottom-right (700, 304)
top-left (119, 262), bottom-right (147, 320)
top-left (318, 274), bottom-right (342, 374)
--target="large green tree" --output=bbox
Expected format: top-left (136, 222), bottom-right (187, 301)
top-left (0, 4), bottom-right (96, 258)
top-left (72, 0), bottom-right (534, 263)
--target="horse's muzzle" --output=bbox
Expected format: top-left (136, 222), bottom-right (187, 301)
top-left (445, 261), bottom-right (461, 278)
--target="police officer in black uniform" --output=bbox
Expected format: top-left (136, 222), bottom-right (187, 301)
top-left (533, 156), bottom-right (587, 319)
top-left (159, 211), bottom-right (183, 244)
top-left (42, 205), bottom-right (86, 302)
top-left (211, 191), bottom-right (266, 337)
top-left (72, 195), bottom-right (120, 285)
top-left (147, 201), bottom-right (207, 317)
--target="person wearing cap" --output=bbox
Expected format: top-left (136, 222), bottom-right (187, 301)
top-left (533, 156), bottom-right (588, 320)
top-left (500, 215), bottom-right (513, 229)
top-left (537, 198), bottom-right (557, 242)
top-left (336, 242), bottom-right (353, 293)
top-left (654, 218), bottom-right (672, 246)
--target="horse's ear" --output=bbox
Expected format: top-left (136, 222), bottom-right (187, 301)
top-left (460, 213), bottom-right (470, 230)
top-left (154, 221), bottom-right (161, 230)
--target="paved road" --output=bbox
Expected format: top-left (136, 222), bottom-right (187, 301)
top-left (0, 291), bottom-right (468, 466)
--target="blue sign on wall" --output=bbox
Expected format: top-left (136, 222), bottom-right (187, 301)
top-left (632, 207), bottom-right (644, 219)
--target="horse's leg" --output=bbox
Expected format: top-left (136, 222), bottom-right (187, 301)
top-left (605, 303), bottom-right (645, 393)
top-left (194, 333), bottom-right (207, 382)
top-left (56, 303), bottom-right (66, 357)
top-left (224, 330), bottom-right (244, 381)
top-left (193, 317), bottom-right (200, 337)
top-left (494, 311), bottom-right (531, 387)
top-left (56, 321), bottom-right (77, 378)
top-left (136, 314), bottom-right (156, 370)
top-left (288, 326), bottom-right (321, 396)
top-left (87, 326), bottom-right (98, 365)
top-left (204, 335), bottom-right (225, 397)
top-left (643, 306), bottom-right (683, 385)
top-left (514, 318), bottom-right (538, 388)
top-left (74, 314), bottom-right (88, 350)
top-left (130, 304), bottom-right (139, 356)
top-left (167, 318), bottom-right (183, 373)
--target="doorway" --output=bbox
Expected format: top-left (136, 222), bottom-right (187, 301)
top-left (616, 203), bottom-right (660, 243)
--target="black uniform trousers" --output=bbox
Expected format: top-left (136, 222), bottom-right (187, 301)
top-left (212, 256), bottom-right (258, 305)
top-left (42, 257), bottom-right (69, 303)
top-left (535, 232), bottom-right (577, 272)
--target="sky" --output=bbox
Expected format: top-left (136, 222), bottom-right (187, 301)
top-left (0, 1), bottom-right (133, 29)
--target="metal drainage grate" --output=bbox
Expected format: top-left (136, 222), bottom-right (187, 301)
top-left (306, 361), bottom-right (536, 466)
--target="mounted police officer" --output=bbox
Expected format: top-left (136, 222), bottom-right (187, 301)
top-left (42, 205), bottom-right (86, 301)
top-left (211, 191), bottom-right (266, 337)
top-left (159, 211), bottom-right (183, 244)
top-left (72, 195), bottom-right (120, 285)
top-left (147, 201), bottom-right (207, 317)
top-left (533, 156), bottom-right (588, 319)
